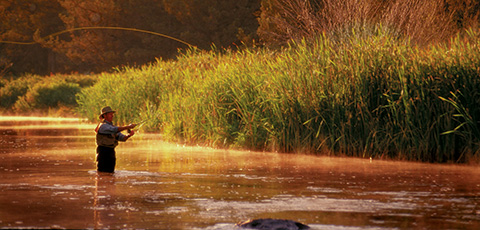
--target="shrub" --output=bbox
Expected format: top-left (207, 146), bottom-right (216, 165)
top-left (258, 0), bottom-right (479, 46)
top-left (0, 75), bottom-right (42, 108)
top-left (21, 80), bottom-right (81, 109)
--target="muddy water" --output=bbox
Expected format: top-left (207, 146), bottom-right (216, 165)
top-left (0, 116), bottom-right (479, 229)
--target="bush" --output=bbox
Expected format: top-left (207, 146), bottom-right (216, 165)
top-left (61, 74), bottom-right (97, 87)
top-left (20, 80), bottom-right (81, 109)
top-left (258, 0), bottom-right (479, 46)
top-left (0, 75), bottom-right (42, 108)
top-left (0, 74), bottom-right (95, 112)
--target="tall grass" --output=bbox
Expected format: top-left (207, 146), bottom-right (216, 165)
top-left (77, 28), bottom-right (480, 163)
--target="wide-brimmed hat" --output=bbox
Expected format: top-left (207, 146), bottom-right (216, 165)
top-left (99, 106), bottom-right (116, 119)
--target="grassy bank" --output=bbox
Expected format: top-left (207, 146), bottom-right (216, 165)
top-left (3, 28), bottom-right (478, 163)
top-left (73, 28), bottom-right (480, 163)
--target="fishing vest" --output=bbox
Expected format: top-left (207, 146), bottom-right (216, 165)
top-left (95, 122), bottom-right (119, 148)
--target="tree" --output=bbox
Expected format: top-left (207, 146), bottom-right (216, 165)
top-left (1, 0), bottom-right (262, 75)
top-left (161, 0), bottom-right (261, 49)
top-left (49, 0), bottom-right (261, 73)
top-left (114, 0), bottom-right (187, 64)
top-left (47, 0), bottom-right (123, 73)
top-left (0, 0), bottom-right (64, 76)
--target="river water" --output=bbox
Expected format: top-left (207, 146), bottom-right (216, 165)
top-left (0, 116), bottom-right (479, 229)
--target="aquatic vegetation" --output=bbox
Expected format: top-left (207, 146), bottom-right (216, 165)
top-left (75, 28), bottom-right (480, 163)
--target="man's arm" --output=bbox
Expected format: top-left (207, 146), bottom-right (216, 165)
top-left (98, 123), bottom-right (136, 135)
top-left (117, 130), bottom-right (135, 142)
top-left (118, 124), bottom-right (136, 132)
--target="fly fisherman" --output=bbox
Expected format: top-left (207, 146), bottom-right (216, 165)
top-left (95, 106), bottom-right (136, 173)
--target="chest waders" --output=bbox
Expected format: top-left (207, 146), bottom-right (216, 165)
top-left (95, 123), bottom-right (120, 173)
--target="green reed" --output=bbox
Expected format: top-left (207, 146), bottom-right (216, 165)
top-left (77, 28), bottom-right (480, 163)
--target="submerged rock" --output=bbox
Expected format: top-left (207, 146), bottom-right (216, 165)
top-left (236, 218), bottom-right (310, 230)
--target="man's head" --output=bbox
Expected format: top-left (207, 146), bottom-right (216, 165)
top-left (99, 106), bottom-right (116, 121)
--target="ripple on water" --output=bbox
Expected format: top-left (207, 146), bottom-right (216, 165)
top-left (0, 183), bottom-right (94, 192)
top-left (195, 223), bottom-right (392, 230)
top-left (88, 170), bottom-right (166, 178)
top-left (194, 195), bottom-right (417, 220)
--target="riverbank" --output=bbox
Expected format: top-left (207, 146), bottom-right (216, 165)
top-left (76, 30), bottom-right (480, 163)
top-left (2, 29), bottom-right (480, 163)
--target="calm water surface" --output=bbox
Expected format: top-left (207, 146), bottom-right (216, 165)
top-left (0, 116), bottom-right (479, 229)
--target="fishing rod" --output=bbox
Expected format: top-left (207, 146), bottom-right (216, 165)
top-left (127, 120), bottom-right (148, 133)
top-left (0, 26), bottom-right (196, 48)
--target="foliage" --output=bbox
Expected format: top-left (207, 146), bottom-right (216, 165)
top-left (21, 80), bottom-right (81, 109)
top-left (0, 75), bottom-right (42, 108)
top-left (2, 0), bottom-right (478, 76)
top-left (0, 73), bottom-right (96, 112)
top-left (0, 0), bottom-right (65, 75)
top-left (257, 0), bottom-right (479, 46)
top-left (77, 27), bottom-right (480, 163)
top-left (0, 0), bottom-right (261, 75)
top-left (162, 0), bottom-right (261, 48)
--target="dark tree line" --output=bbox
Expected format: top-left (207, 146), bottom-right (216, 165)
top-left (0, 0), bottom-right (261, 76)
top-left (1, 0), bottom-right (478, 77)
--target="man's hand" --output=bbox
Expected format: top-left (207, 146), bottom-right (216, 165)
top-left (128, 130), bottom-right (135, 137)
top-left (119, 123), bottom-right (137, 132)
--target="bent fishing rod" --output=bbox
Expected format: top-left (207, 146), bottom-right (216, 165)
top-left (127, 120), bottom-right (148, 133)
top-left (0, 26), bottom-right (196, 48)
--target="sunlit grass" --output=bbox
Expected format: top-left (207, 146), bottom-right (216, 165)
top-left (75, 28), bottom-right (480, 163)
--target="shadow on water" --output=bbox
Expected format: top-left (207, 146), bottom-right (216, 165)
top-left (0, 116), bottom-right (480, 229)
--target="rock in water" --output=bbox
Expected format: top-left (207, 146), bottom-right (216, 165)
top-left (236, 218), bottom-right (310, 230)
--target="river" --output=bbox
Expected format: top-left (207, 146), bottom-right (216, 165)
top-left (0, 116), bottom-right (479, 229)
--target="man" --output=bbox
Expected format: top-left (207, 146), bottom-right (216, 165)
top-left (95, 106), bottom-right (136, 173)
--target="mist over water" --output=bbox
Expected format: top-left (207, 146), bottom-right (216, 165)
top-left (1, 116), bottom-right (479, 229)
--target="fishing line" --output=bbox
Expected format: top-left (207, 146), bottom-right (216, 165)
top-left (0, 26), bottom-right (196, 48)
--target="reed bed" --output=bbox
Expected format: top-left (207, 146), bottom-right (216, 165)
top-left (77, 28), bottom-right (480, 163)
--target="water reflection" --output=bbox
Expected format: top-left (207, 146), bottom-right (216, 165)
top-left (94, 172), bottom-right (118, 229)
top-left (0, 116), bottom-right (479, 229)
